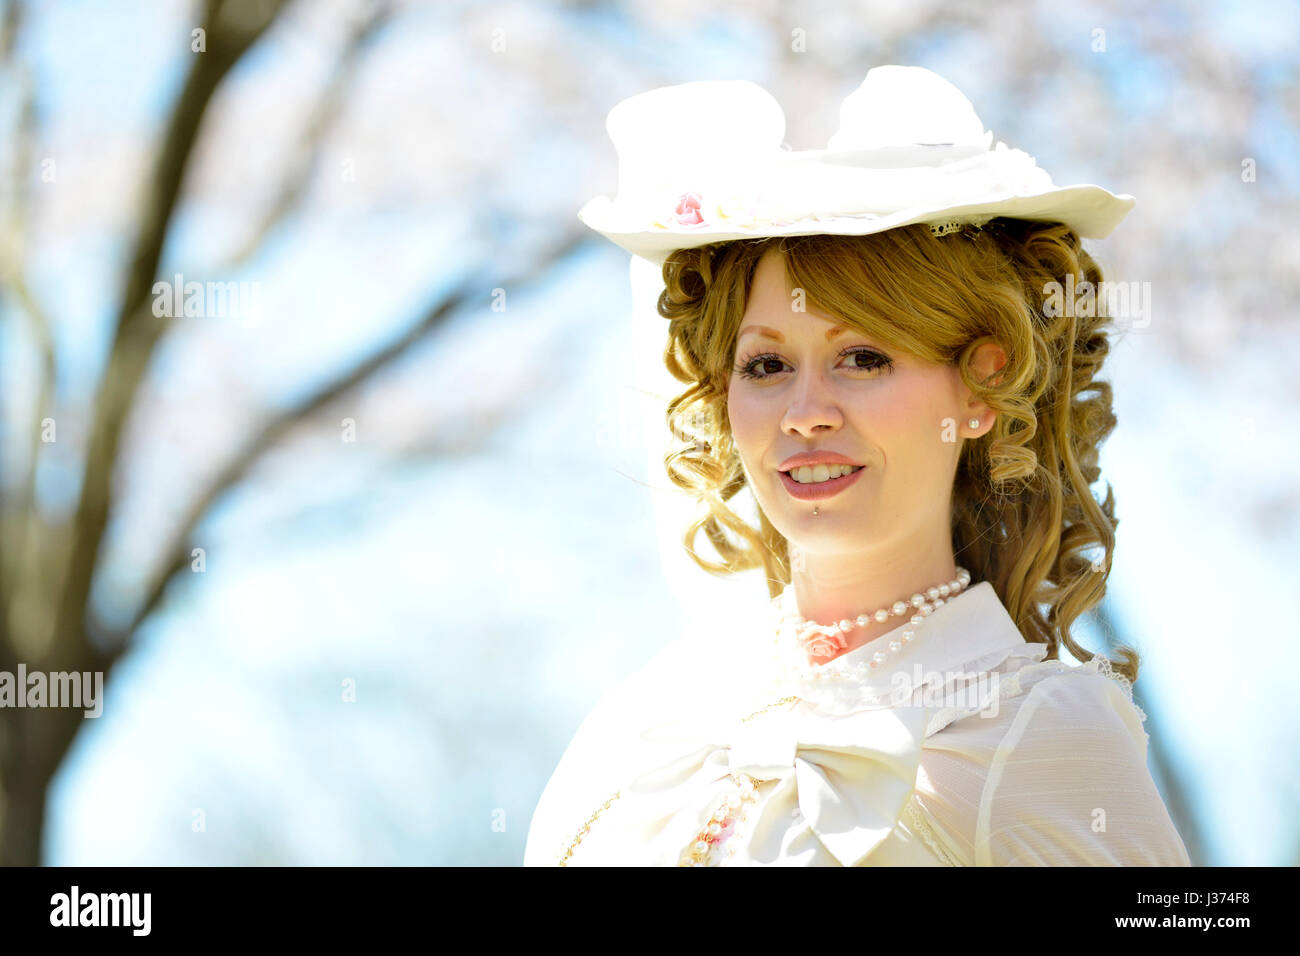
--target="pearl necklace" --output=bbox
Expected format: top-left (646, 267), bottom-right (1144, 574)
top-left (770, 567), bottom-right (972, 679)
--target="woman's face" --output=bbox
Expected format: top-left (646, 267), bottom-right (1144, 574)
top-left (726, 249), bottom-right (1000, 562)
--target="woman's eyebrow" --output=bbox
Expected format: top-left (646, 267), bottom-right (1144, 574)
top-left (737, 324), bottom-right (849, 342)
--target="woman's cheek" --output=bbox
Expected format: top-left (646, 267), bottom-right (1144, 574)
top-left (725, 406), bottom-right (760, 477)
top-left (726, 389), bottom-right (755, 447)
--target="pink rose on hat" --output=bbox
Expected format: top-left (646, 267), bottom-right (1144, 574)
top-left (673, 191), bottom-right (704, 225)
top-left (670, 189), bottom-right (769, 229)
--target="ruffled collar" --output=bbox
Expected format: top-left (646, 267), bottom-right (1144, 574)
top-left (714, 580), bottom-right (1047, 722)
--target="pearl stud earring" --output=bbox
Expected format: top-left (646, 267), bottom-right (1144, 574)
top-left (968, 418), bottom-right (981, 429)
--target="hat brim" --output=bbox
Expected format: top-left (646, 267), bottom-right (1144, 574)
top-left (578, 184), bottom-right (1136, 268)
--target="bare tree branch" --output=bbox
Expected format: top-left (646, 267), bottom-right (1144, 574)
top-left (0, 0), bottom-right (20, 62)
top-left (102, 228), bottom-right (590, 653)
top-left (0, 0), bottom-right (56, 682)
top-left (49, 0), bottom-right (290, 675)
top-left (0, 0), bottom-right (35, 674)
top-left (223, 0), bottom-right (396, 270)
top-left (0, 272), bottom-right (58, 648)
top-left (0, 107), bottom-right (56, 661)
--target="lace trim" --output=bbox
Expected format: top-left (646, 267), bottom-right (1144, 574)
top-left (902, 795), bottom-right (960, 866)
top-left (929, 219), bottom-right (968, 237)
top-left (1086, 653), bottom-right (1147, 723)
top-left (993, 653), bottom-right (1147, 724)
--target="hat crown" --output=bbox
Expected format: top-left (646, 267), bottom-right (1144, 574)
top-left (605, 79), bottom-right (786, 207)
top-left (599, 68), bottom-right (1005, 205)
top-left (827, 65), bottom-right (987, 151)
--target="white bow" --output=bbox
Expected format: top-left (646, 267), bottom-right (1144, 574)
top-left (620, 701), bottom-right (940, 866)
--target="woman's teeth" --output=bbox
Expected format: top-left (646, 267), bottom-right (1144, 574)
top-left (787, 464), bottom-right (863, 484)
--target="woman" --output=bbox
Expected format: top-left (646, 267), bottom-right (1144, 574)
top-left (524, 66), bottom-right (1191, 866)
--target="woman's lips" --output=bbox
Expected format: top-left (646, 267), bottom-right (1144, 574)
top-left (778, 466), bottom-right (866, 501)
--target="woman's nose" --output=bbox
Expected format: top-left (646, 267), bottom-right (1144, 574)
top-left (780, 373), bottom-right (843, 436)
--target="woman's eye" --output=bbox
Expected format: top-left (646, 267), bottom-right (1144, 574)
top-left (733, 347), bottom-right (893, 381)
top-left (736, 355), bottom-right (789, 379)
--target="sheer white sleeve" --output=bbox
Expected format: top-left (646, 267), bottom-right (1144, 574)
top-left (974, 671), bottom-right (1191, 866)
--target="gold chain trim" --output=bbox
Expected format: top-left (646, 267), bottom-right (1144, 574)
top-left (557, 695), bottom-right (799, 866)
top-left (740, 695), bottom-right (799, 722)
top-left (557, 789), bottom-right (621, 867)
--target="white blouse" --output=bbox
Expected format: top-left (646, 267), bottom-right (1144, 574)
top-left (523, 581), bottom-right (1191, 867)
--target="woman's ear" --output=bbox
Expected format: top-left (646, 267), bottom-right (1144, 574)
top-left (969, 339), bottom-right (1008, 389)
top-left (962, 341), bottom-right (1007, 427)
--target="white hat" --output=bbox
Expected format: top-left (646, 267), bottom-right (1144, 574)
top-left (577, 65), bottom-right (1136, 267)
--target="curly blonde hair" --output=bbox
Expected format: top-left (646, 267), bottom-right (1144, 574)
top-left (655, 218), bottom-right (1139, 683)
